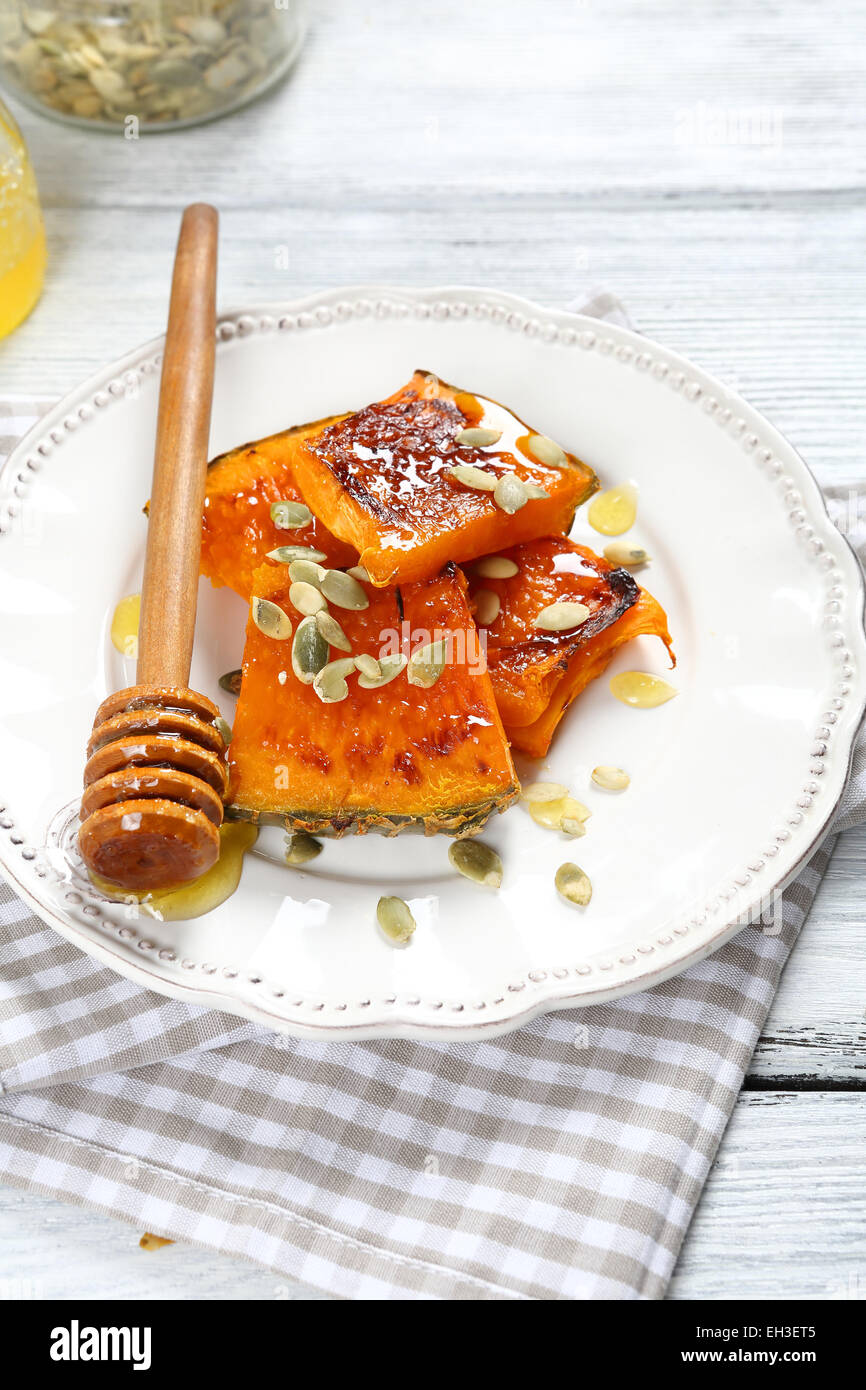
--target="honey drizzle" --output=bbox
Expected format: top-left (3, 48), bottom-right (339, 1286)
top-left (587, 484), bottom-right (638, 536)
top-left (89, 822), bottom-right (258, 921)
top-left (609, 671), bottom-right (678, 708)
top-left (110, 593), bottom-right (141, 659)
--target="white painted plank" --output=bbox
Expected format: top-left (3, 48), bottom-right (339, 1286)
top-left (2, 201), bottom-right (865, 479)
top-left (750, 826), bottom-right (866, 1084)
top-left (0, 1185), bottom-right (319, 1301)
top-left (670, 1093), bottom-right (866, 1300)
top-left (5, 0), bottom-right (865, 205)
top-left (1, 1090), bottom-right (862, 1300)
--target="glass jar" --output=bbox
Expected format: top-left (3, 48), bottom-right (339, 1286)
top-left (0, 97), bottom-right (45, 337)
top-left (0, 2), bottom-right (305, 131)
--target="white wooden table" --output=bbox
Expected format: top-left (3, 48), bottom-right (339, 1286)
top-left (1, 0), bottom-right (863, 1300)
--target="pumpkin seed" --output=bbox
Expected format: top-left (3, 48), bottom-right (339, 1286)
top-left (267, 545), bottom-right (328, 565)
top-left (313, 660), bottom-right (353, 703)
top-left (23, 11), bottom-right (55, 36)
top-left (493, 474), bottom-right (528, 514)
top-left (315, 609), bottom-right (351, 652)
top-left (72, 93), bottom-right (104, 118)
top-left (522, 782), bottom-right (569, 804)
top-left (473, 589), bottom-right (501, 627)
top-left (291, 616), bottom-right (329, 684)
top-left (270, 500), bottom-right (312, 530)
top-left (205, 49), bottom-right (252, 92)
top-left (289, 581), bottom-right (327, 616)
top-left (603, 542), bottom-right (650, 569)
top-left (313, 672), bottom-right (350, 704)
top-left (346, 565), bottom-right (370, 582)
top-left (288, 558), bottom-right (326, 588)
top-left (591, 765), bottom-right (630, 791)
top-left (534, 601), bottom-right (591, 631)
top-left (213, 715), bottom-right (232, 746)
top-left (449, 464), bottom-right (497, 492)
top-left (530, 796), bottom-right (591, 832)
top-left (475, 555), bottom-right (519, 579)
top-left (560, 817), bottom-right (587, 839)
top-left (285, 832), bottom-right (323, 866)
top-left (251, 596), bottom-right (292, 640)
top-left (456, 426), bottom-right (502, 448)
top-left (448, 839), bottom-right (503, 888)
top-left (149, 56), bottom-right (200, 88)
top-left (88, 66), bottom-right (134, 103)
top-left (358, 652), bottom-right (408, 688)
top-left (354, 653), bottom-right (381, 680)
top-left (527, 434), bottom-right (568, 468)
top-left (376, 894), bottom-right (416, 944)
top-left (523, 481), bottom-right (550, 500)
top-left (174, 16), bottom-right (227, 47)
top-left (555, 863), bottom-right (593, 907)
top-left (322, 658), bottom-right (357, 680)
top-left (320, 569), bottom-right (369, 610)
top-left (218, 668), bottom-right (242, 696)
top-left (407, 638), bottom-right (449, 688)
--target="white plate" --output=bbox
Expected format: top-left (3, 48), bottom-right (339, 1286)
top-left (0, 287), bottom-right (863, 1040)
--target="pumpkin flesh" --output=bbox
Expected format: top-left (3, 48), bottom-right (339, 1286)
top-left (284, 370), bottom-right (599, 587)
top-left (227, 561), bottom-right (519, 835)
top-left (201, 421), bottom-right (356, 600)
top-left (465, 536), bottom-right (675, 757)
top-left (505, 589), bottom-right (675, 757)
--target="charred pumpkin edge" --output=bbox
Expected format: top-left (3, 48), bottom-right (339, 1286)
top-left (224, 783), bottom-right (520, 839)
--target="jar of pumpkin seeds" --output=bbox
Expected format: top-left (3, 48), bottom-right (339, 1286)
top-left (0, 2), bottom-right (306, 131)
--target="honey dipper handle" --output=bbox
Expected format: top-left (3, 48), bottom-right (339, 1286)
top-left (137, 203), bottom-right (218, 688)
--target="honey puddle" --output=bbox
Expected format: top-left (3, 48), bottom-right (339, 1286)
top-left (110, 593), bottom-right (141, 659)
top-left (588, 484), bottom-right (638, 536)
top-left (610, 671), bottom-right (678, 708)
top-left (140, 1233), bottom-right (173, 1251)
top-left (89, 822), bottom-right (258, 921)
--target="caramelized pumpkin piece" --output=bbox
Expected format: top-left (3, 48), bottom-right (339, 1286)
top-left (201, 422), bottom-right (357, 599)
top-left (465, 536), bottom-right (675, 757)
top-left (285, 370), bottom-right (598, 587)
top-left (227, 561), bottom-right (519, 836)
top-left (506, 592), bottom-right (676, 757)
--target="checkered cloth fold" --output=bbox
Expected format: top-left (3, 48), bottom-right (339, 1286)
top-left (0, 297), bottom-right (864, 1300)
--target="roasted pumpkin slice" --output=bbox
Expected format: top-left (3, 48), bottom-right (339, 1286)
top-left (284, 370), bottom-right (598, 587)
top-left (227, 560), bottom-right (519, 836)
top-left (508, 591), bottom-right (676, 757)
top-left (201, 422), bottom-right (357, 599)
top-left (465, 536), bottom-right (675, 757)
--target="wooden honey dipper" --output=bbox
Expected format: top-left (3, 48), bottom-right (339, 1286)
top-left (78, 204), bottom-right (227, 893)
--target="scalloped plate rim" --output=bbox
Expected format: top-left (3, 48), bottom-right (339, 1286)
top-left (0, 282), bottom-right (863, 1041)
